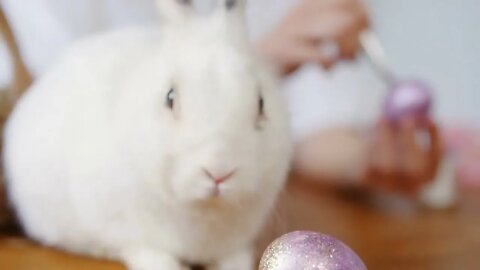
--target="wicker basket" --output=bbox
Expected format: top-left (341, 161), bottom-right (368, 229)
top-left (0, 6), bottom-right (32, 228)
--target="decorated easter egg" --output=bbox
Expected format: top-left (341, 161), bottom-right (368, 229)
top-left (384, 79), bottom-right (432, 122)
top-left (259, 231), bottom-right (367, 270)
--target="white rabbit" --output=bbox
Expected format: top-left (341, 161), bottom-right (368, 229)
top-left (3, 0), bottom-right (292, 269)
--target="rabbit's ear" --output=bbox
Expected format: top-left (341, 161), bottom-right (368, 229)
top-left (218, 0), bottom-right (246, 12)
top-left (213, 0), bottom-right (246, 20)
top-left (156, 0), bottom-right (195, 25)
top-left (210, 0), bottom-right (248, 39)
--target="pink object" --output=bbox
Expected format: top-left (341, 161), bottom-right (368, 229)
top-left (384, 79), bottom-right (432, 123)
top-left (443, 127), bottom-right (480, 187)
top-left (457, 160), bottom-right (480, 187)
top-left (259, 231), bottom-right (367, 270)
top-left (360, 30), bottom-right (480, 188)
top-left (360, 31), bottom-right (432, 123)
top-left (383, 80), bottom-right (480, 187)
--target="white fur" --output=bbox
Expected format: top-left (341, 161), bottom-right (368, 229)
top-left (3, 1), bottom-right (291, 269)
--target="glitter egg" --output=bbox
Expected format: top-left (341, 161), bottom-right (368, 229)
top-left (259, 231), bottom-right (367, 270)
top-left (384, 79), bottom-right (432, 123)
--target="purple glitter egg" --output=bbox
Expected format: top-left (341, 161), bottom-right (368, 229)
top-left (384, 79), bottom-right (432, 123)
top-left (259, 231), bottom-right (367, 270)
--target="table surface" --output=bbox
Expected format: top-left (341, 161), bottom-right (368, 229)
top-left (1, 176), bottom-right (479, 270)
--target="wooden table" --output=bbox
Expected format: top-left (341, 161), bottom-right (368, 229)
top-left (1, 176), bottom-right (479, 270)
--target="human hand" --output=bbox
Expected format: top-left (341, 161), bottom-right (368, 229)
top-left (365, 118), bottom-right (443, 195)
top-left (258, 0), bottom-right (369, 75)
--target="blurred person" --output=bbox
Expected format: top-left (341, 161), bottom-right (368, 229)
top-left (0, 0), bottom-right (444, 195)
top-left (254, 0), bottom-right (441, 195)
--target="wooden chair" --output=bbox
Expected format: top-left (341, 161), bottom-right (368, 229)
top-left (0, 6), bottom-right (32, 228)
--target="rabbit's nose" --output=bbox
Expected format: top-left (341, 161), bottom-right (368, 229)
top-left (203, 168), bottom-right (237, 185)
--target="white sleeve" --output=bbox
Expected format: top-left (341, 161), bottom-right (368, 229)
top-left (2, 0), bottom-right (77, 76)
top-left (282, 59), bottom-right (385, 141)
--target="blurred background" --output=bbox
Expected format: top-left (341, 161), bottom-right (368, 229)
top-left (369, 0), bottom-right (479, 126)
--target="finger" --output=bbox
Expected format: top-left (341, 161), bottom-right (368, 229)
top-left (365, 123), bottom-right (384, 187)
top-left (337, 28), bottom-right (360, 60)
top-left (368, 119), bottom-right (398, 189)
top-left (299, 41), bottom-right (340, 68)
top-left (294, 3), bottom-right (369, 62)
top-left (398, 118), bottom-right (427, 191)
top-left (335, 2), bottom-right (369, 59)
top-left (350, 0), bottom-right (371, 29)
top-left (317, 0), bottom-right (369, 59)
top-left (267, 39), bottom-right (334, 70)
top-left (299, 11), bottom-right (358, 41)
top-left (367, 146), bottom-right (397, 192)
top-left (368, 165), bottom-right (398, 192)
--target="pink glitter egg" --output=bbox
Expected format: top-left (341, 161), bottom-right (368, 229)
top-left (384, 79), bottom-right (432, 122)
top-left (259, 231), bottom-right (367, 270)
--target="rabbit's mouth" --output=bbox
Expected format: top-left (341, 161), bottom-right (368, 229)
top-left (201, 187), bottom-right (226, 201)
top-left (210, 186), bottom-right (221, 198)
top-left (186, 186), bottom-right (225, 203)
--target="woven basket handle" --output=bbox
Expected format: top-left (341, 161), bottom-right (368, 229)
top-left (0, 5), bottom-right (30, 228)
top-left (0, 6), bottom-right (32, 108)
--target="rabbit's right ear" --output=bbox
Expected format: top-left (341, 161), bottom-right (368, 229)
top-left (156, 0), bottom-right (195, 25)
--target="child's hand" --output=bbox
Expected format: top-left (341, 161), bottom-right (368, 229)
top-left (258, 0), bottom-right (369, 75)
top-left (365, 118), bottom-right (442, 195)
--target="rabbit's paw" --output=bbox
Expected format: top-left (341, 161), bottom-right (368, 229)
top-left (123, 248), bottom-right (186, 270)
top-left (212, 248), bottom-right (254, 270)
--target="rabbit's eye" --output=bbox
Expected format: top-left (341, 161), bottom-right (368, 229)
top-left (255, 94), bottom-right (266, 130)
top-left (258, 94), bottom-right (265, 116)
top-left (166, 88), bottom-right (175, 110)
